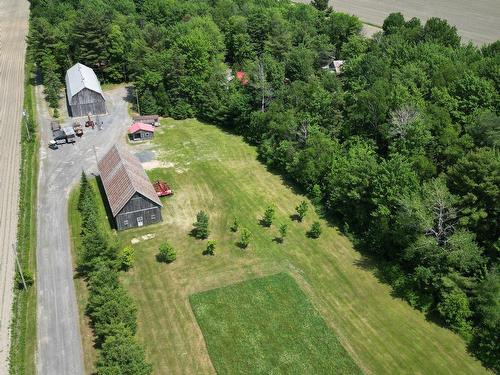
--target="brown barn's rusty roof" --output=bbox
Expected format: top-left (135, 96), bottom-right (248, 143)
top-left (97, 145), bottom-right (162, 217)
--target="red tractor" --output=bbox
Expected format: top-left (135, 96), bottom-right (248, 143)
top-left (153, 181), bottom-right (173, 197)
top-left (85, 113), bottom-right (95, 129)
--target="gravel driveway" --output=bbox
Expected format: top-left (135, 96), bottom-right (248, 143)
top-left (36, 85), bottom-right (131, 375)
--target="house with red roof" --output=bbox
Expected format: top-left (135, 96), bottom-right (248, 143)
top-left (128, 122), bottom-right (155, 141)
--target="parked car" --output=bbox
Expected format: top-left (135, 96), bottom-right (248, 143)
top-left (52, 129), bottom-right (67, 144)
top-left (63, 127), bottom-right (76, 143)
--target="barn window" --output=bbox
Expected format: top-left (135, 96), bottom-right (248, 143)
top-left (123, 220), bottom-right (129, 226)
top-left (151, 213), bottom-right (156, 220)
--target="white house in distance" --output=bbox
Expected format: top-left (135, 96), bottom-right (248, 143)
top-left (65, 63), bottom-right (106, 117)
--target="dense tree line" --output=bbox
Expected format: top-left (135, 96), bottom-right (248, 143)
top-left (78, 173), bottom-right (152, 374)
top-left (30, 0), bottom-right (499, 370)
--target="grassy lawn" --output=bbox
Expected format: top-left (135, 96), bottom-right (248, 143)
top-left (9, 60), bottom-right (38, 375)
top-left (190, 273), bottom-right (361, 375)
top-left (70, 118), bottom-right (488, 374)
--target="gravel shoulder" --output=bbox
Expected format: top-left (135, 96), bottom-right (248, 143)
top-left (0, 0), bottom-right (29, 372)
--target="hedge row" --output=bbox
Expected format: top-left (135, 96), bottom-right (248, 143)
top-left (77, 173), bottom-right (152, 375)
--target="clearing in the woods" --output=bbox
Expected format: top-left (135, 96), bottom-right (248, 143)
top-left (70, 118), bottom-right (488, 374)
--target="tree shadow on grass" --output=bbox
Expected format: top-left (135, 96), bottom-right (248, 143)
top-left (202, 249), bottom-right (215, 256)
top-left (258, 218), bottom-right (272, 228)
top-left (306, 231), bottom-right (320, 239)
top-left (94, 174), bottom-right (117, 230)
top-left (272, 236), bottom-right (283, 244)
top-left (236, 241), bottom-right (249, 250)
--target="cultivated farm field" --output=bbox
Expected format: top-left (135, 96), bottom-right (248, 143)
top-left (298, 0), bottom-right (500, 45)
top-left (70, 119), bottom-right (489, 374)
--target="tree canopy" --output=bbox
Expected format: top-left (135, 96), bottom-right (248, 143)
top-left (31, 1), bottom-right (500, 371)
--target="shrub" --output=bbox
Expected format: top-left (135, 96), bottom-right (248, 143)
top-left (205, 240), bottom-right (216, 256)
top-left (308, 221), bottom-right (322, 239)
top-left (96, 328), bottom-right (152, 375)
top-left (296, 200), bottom-right (308, 222)
top-left (118, 246), bottom-right (135, 271)
top-left (193, 211), bottom-right (210, 239)
top-left (87, 261), bottom-right (120, 293)
top-left (157, 242), bottom-right (176, 263)
top-left (261, 205), bottom-right (275, 227)
top-left (87, 285), bottom-right (138, 345)
top-left (15, 269), bottom-right (34, 289)
top-left (239, 228), bottom-right (251, 248)
top-left (438, 287), bottom-right (472, 338)
top-left (230, 217), bottom-right (239, 232)
top-left (279, 224), bottom-right (288, 243)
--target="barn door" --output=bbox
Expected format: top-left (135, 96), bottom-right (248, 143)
top-left (137, 216), bottom-right (144, 227)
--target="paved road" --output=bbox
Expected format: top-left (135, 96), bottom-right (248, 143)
top-left (298, 0), bottom-right (500, 45)
top-left (0, 0), bottom-right (29, 372)
top-left (36, 86), bottom-right (131, 375)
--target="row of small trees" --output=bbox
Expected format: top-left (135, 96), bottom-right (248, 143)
top-left (77, 173), bottom-right (152, 375)
top-left (187, 200), bottom-right (321, 257)
top-left (261, 201), bottom-right (322, 239)
top-left (154, 200), bottom-right (321, 265)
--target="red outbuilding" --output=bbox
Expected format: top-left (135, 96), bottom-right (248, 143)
top-left (128, 122), bottom-right (155, 141)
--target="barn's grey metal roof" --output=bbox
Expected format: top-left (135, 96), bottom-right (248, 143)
top-left (97, 145), bottom-right (162, 217)
top-left (65, 63), bottom-right (104, 103)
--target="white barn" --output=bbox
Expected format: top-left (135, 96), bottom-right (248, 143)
top-left (65, 63), bottom-right (106, 117)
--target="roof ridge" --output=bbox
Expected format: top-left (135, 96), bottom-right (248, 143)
top-left (115, 145), bottom-right (153, 203)
top-left (115, 145), bottom-right (136, 198)
top-left (98, 145), bottom-right (162, 217)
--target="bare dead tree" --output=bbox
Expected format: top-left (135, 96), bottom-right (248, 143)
top-left (425, 193), bottom-right (457, 246)
top-left (422, 178), bottom-right (457, 246)
top-left (389, 105), bottom-right (420, 139)
top-left (297, 118), bottom-right (309, 146)
top-left (400, 178), bottom-right (458, 247)
top-left (250, 58), bottom-right (273, 112)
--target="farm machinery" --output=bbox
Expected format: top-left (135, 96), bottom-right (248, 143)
top-left (73, 122), bottom-right (83, 137)
top-left (85, 113), bottom-right (95, 129)
top-left (153, 180), bottom-right (173, 197)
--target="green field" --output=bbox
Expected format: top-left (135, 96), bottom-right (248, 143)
top-left (190, 273), bottom-right (361, 374)
top-left (70, 118), bottom-right (488, 374)
top-left (9, 59), bottom-right (38, 375)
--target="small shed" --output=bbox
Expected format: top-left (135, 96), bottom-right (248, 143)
top-left (98, 145), bottom-right (163, 230)
top-left (128, 123), bottom-right (155, 141)
top-left (65, 63), bottom-right (106, 117)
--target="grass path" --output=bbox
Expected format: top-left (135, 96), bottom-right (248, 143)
top-left (71, 118), bottom-right (488, 374)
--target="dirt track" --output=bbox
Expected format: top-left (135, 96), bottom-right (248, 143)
top-left (297, 0), bottom-right (500, 45)
top-left (0, 0), bottom-right (29, 372)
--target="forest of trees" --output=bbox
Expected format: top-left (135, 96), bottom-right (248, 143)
top-left (29, 0), bottom-right (499, 371)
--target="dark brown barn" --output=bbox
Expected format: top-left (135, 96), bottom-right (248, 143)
top-left (98, 145), bottom-right (163, 231)
top-left (65, 63), bottom-right (106, 117)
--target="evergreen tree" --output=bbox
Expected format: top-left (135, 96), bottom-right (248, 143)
top-left (193, 211), bottom-right (210, 239)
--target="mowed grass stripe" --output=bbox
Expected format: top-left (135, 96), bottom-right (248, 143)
top-left (190, 273), bottom-right (362, 375)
